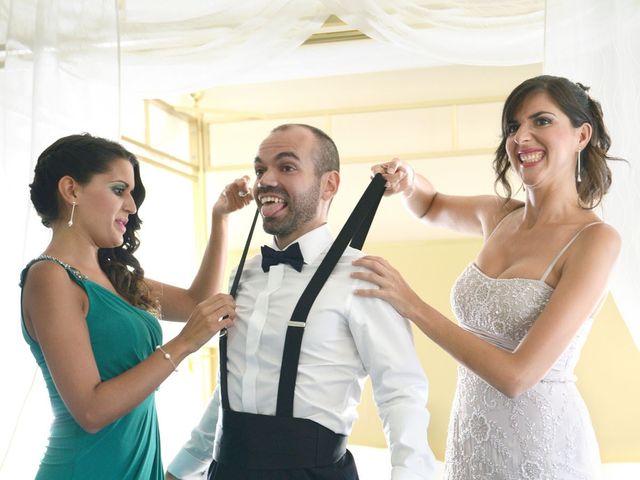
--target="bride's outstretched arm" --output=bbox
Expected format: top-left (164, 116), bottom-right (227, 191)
top-left (352, 223), bottom-right (619, 398)
top-left (372, 158), bottom-right (521, 238)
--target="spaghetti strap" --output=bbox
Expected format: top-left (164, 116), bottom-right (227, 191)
top-left (486, 206), bottom-right (523, 242)
top-left (539, 222), bottom-right (603, 282)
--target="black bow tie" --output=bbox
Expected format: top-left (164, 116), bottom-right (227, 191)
top-left (261, 243), bottom-right (304, 272)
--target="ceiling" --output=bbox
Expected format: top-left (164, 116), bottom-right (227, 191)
top-left (170, 63), bottom-right (541, 120)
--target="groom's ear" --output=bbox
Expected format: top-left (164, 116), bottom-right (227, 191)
top-left (320, 171), bottom-right (340, 201)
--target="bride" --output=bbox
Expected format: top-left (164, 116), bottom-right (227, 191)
top-left (352, 75), bottom-right (621, 479)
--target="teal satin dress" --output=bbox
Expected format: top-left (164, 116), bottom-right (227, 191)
top-left (20, 256), bottom-right (164, 480)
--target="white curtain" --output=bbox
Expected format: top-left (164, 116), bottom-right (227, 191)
top-left (323, 0), bottom-right (544, 65)
top-left (0, 0), bottom-right (119, 476)
top-left (118, 0), bottom-right (329, 96)
top-left (118, 0), bottom-right (547, 95)
top-left (544, 0), bottom-right (640, 349)
top-left (116, 0), bottom-right (547, 96)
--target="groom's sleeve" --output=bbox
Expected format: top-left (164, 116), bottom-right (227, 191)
top-left (166, 387), bottom-right (220, 479)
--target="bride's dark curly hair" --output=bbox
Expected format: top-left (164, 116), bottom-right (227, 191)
top-left (494, 75), bottom-right (621, 209)
top-left (30, 133), bottom-right (159, 313)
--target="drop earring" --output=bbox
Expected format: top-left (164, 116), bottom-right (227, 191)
top-left (68, 201), bottom-right (76, 227)
top-left (576, 150), bottom-right (582, 183)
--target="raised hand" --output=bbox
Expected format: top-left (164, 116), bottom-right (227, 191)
top-left (213, 175), bottom-right (253, 217)
top-left (371, 158), bottom-right (416, 197)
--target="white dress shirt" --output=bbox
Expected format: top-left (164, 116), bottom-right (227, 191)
top-left (168, 225), bottom-right (436, 479)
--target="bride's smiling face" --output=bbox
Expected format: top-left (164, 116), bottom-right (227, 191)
top-left (505, 91), bottom-right (589, 189)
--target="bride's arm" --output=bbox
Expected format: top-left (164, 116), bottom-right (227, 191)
top-left (352, 223), bottom-right (620, 398)
top-left (373, 158), bottom-right (522, 238)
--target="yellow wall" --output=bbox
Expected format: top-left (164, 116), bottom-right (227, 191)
top-left (347, 238), bottom-right (640, 462)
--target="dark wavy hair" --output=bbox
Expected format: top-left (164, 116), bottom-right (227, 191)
top-left (494, 75), bottom-right (620, 209)
top-left (30, 133), bottom-right (158, 313)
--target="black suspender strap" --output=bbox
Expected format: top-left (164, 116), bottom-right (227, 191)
top-left (276, 173), bottom-right (386, 416)
top-left (220, 208), bottom-right (260, 411)
top-left (219, 173), bottom-right (386, 415)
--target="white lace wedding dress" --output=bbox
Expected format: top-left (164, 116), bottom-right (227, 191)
top-left (444, 261), bottom-right (601, 480)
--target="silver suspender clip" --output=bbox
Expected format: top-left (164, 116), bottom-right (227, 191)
top-left (287, 321), bottom-right (306, 328)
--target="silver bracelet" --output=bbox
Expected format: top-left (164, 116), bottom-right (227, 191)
top-left (156, 345), bottom-right (178, 372)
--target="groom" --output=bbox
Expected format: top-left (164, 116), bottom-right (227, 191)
top-left (166, 124), bottom-right (436, 479)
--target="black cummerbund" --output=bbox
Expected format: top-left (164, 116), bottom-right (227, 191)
top-left (213, 410), bottom-right (348, 470)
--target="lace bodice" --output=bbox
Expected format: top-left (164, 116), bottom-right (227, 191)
top-left (453, 263), bottom-right (591, 381)
top-left (453, 263), bottom-right (552, 345)
top-left (444, 263), bottom-right (599, 480)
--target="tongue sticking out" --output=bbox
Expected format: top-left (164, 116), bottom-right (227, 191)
top-left (261, 202), bottom-right (287, 218)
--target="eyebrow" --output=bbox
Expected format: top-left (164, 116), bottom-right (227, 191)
top-left (507, 110), bottom-right (558, 125)
top-left (108, 180), bottom-right (131, 188)
top-left (528, 110), bottom-right (556, 119)
top-left (275, 151), bottom-right (300, 161)
top-left (254, 151), bottom-right (300, 163)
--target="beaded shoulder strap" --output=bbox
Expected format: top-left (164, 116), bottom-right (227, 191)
top-left (20, 254), bottom-right (87, 288)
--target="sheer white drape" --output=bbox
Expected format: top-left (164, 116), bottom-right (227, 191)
top-left (0, 0), bottom-right (119, 475)
top-left (119, 0), bottom-right (329, 95)
top-left (322, 0), bottom-right (544, 65)
top-left (544, 0), bottom-right (640, 349)
top-left (119, 0), bottom-right (545, 95)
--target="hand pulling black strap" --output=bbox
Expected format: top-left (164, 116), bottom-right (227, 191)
top-left (220, 208), bottom-right (260, 411)
top-left (219, 173), bottom-right (386, 414)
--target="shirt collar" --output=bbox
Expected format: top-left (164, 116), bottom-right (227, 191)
top-left (271, 224), bottom-right (333, 266)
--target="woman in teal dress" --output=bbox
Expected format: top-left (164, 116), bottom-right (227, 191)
top-left (20, 134), bottom-right (252, 479)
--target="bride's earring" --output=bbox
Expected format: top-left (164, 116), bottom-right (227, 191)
top-left (576, 150), bottom-right (582, 183)
top-left (68, 201), bottom-right (76, 227)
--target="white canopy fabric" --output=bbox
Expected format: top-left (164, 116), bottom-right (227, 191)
top-left (544, 0), bottom-right (640, 350)
top-left (1, 1), bottom-right (121, 474)
top-left (0, 0), bottom-right (638, 475)
top-left (3, 1), bottom-right (546, 96)
top-left (323, 0), bottom-right (544, 65)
